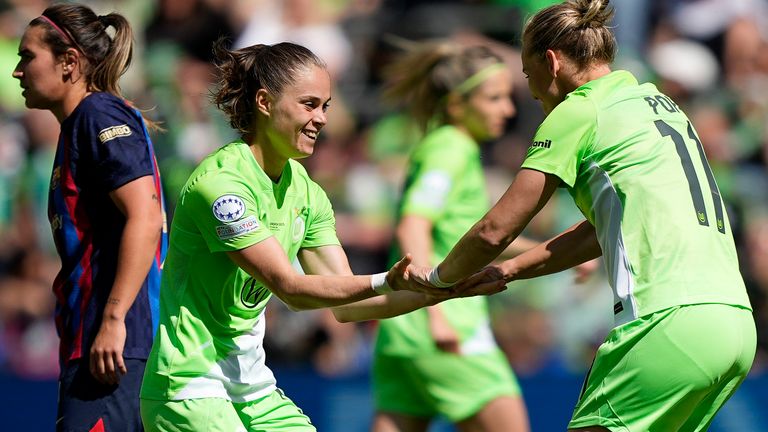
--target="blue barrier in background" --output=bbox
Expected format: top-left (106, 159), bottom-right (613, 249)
top-left (273, 368), bottom-right (768, 431)
top-left (1, 368), bottom-right (766, 430)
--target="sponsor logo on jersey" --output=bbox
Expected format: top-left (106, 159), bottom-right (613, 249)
top-left (292, 207), bottom-right (306, 243)
top-left (212, 194), bottom-right (246, 222)
top-left (50, 166), bottom-right (61, 190)
top-left (530, 139), bottom-right (552, 149)
top-left (50, 214), bottom-right (63, 231)
top-left (216, 215), bottom-right (259, 240)
top-left (240, 277), bottom-right (270, 309)
top-left (98, 124), bottom-right (132, 143)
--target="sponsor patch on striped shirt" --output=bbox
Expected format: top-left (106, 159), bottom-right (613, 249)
top-left (98, 124), bottom-right (132, 143)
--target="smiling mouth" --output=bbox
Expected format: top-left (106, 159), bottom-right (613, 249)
top-left (302, 129), bottom-right (318, 140)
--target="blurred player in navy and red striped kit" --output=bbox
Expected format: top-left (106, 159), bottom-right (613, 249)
top-left (13, 3), bottom-right (167, 431)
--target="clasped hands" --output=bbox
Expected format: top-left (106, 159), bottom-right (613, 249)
top-left (385, 255), bottom-right (507, 300)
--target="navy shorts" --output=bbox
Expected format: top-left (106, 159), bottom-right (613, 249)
top-left (57, 358), bottom-right (146, 432)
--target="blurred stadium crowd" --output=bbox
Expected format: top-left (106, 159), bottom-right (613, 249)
top-left (0, 0), bottom-right (767, 385)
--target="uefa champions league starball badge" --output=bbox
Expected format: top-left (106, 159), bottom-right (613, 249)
top-left (212, 195), bottom-right (246, 222)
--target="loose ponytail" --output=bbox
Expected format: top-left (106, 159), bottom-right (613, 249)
top-left (90, 13), bottom-right (133, 97)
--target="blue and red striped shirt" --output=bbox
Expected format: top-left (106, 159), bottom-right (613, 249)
top-left (48, 92), bottom-right (167, 365)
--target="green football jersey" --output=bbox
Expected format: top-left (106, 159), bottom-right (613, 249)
top-left (376, 125), bottom-right (497, 356)
top-left (141, 140), bottom-right (339, 402)
top-left (521, 70), bottom-right (751, 327)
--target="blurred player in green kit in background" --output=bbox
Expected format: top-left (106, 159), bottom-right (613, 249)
top-left (372, 41), bottom-right (532, 432)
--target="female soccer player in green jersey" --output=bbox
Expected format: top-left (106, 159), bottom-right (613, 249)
top-left (407, 1), bottom-right (756, 431)
top-left (138, 41), bottom-right (505, 432)
top-left (371, 42), bottom-right (530, 432)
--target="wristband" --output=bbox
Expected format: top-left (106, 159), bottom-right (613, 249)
top-left (371, 272), bottom-right (393, 294)
top-left (427, 267), bottom-right (454, 288)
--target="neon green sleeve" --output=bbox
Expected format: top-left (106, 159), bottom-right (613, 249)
top-left (521, 94), bottom-right (597, 187)
top-left (183, 171), bottom-right (273, 252)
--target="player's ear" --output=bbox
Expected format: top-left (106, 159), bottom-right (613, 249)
top-left (545, 49), bottom-right (559, 78)
top-left (61, 48), bottom-right (79, 76)
top-left (255, 88), bottom-right (272, 117)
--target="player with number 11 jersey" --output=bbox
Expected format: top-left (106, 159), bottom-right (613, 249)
top-left (522, 70), bottom-right (751, 325)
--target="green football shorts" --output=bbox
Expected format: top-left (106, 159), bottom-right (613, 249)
top-left (569, 303), bottom-right (755, 432)
top-left (372, 349), bottom-right (521, 422)
top-left (140, 388), bottom-right (315, 432)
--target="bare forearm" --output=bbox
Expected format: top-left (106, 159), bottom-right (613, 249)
top-left (437, 216), bottom-right (520, 283)
top-left (273, 274), bottom-right (379, 311)
top-left (332, 291), bottom-right (437, 322)
top-left (105, 217), bottom-right (161, 320)
top-left (228, 246), bottom-right (378, 311)
top-left (326, 215), bottom-right (437, 320)
top-left (500, 220), bottom-right (602, 281)
top-left (436, 169), bottom-right (559, 283)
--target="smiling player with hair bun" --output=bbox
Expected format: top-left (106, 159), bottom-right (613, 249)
top-left (138, 39), bottom-right (507, 432)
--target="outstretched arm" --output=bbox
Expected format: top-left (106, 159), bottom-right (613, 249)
top-left (227, 240), bottom-right (394, 311)
top-left (330, 270), bottom-right (505, 323)
top-left (499, 220), bottom-right (602, 281)
top-left (297, 244), bottom-right (445, 322)
top-left (427, 169), bottom-right (561, 285)
top-left (295, 245), bottom-right (505, 322)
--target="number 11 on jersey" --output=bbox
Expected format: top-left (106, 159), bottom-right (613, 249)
top-left (655, 120), bottom-right (726, 234)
